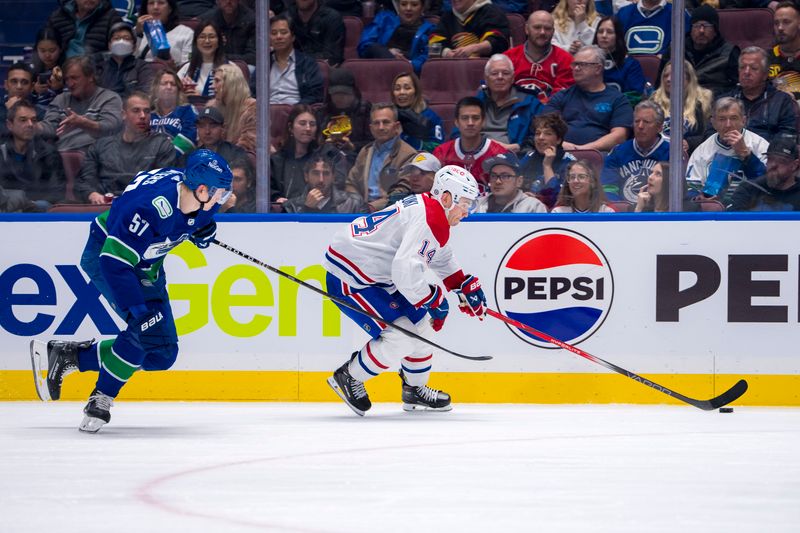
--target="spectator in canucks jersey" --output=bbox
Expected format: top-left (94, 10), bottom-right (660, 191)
top-left (30, 149), bottom-right (234, 433)
top-left (428, 0), bottom-right (510, 59)
top-left (616, 0), bottom-right (690, 56)
top-left (601, 100), bottom-right (670, 204)
top-left (149, 69), bottom-right (198, 157)
top-left (686, 97), bottom-right (768, 205)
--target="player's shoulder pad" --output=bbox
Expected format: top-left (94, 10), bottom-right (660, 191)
top-left (421, 193), bottom-right (450, 247)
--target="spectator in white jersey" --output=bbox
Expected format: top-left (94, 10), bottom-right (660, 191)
top-left (686, 97), bottom-right (769, 204)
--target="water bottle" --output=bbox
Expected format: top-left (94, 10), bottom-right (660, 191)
top-left (703, 153), bottom-right (741, 197)
top-left (144, 19), bottom-right (171, 60)
top-left (362, 0), bottom-right (376, 21)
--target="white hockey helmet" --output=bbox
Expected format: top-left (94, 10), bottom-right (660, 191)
top-left (430, 165), bottom-right (480, 211)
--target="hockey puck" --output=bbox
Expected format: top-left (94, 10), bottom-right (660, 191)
top-left (719, 407), bottom-right (734, 413)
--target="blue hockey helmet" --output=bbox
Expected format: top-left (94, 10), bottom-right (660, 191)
top-left (183, 149), bottom-right (233, 203)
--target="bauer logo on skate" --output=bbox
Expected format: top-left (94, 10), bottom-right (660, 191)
top-left (494, 229), bottom-right (614, 348)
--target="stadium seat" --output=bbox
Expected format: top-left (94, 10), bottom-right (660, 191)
top-left (231, 59), bottom-right (250, 83)
top-left (187, 94), bottom-right (211, 111)
top-left (316, 59), bottom-right (330, 101)
top-left (507, 13), bottom-right (526, 48)
top-left (420, 58), bottom-right (487, 105)
top-left (697, 199), bottom-right (725, 212)
top-left (59, 150), bottom-right (85, 203)
top-left (343, 16), bottom-right (363, 60)
top-left (606, 200), bottom-right (634, 213)
top-left (179, 18), bottom-right (201, 31)
top-left (47, 203), bottom-right (111, 214)
top-left (718, 8), bottom-right (774, 50)
top-left (633, 54), bottom-right (661, 87)
top-left (269, 103), bottom-right (293, 145)
top-left (341, 58), bottom-right (414, 104)
top-left (566, 149), bottom-right (604, 178)
top-left (427, 102), bottom-right (456, 140)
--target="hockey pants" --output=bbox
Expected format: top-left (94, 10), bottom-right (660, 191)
top-left (75, 227), bottom-right (179, 398)
top-left (326, 272), bottom-right (436, 386)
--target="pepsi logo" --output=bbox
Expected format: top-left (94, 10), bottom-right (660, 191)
top-left (494, 228), bottom-right (614, 348)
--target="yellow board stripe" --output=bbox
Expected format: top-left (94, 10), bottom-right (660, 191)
top-left (1, 371), bottom-right (798, 405)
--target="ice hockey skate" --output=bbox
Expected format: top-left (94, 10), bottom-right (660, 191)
top-left (29, 339), bottom-right (92, 401)
top-left (401, 371), bottom-right (452, 412)
top-left (327, 354), bottom-right (371, 416)
top-left (79, 388), bottom-right (114, 433)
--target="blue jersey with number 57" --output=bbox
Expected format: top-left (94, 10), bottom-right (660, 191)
top-left (89, 167), bottom-right (219, 314)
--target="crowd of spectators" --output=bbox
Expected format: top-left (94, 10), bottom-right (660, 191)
top-left (3, 0), bottom-right (800, 214)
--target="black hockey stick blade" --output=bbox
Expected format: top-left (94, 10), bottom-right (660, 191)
top-left (212, 239), bottom-right (491, 362)
top-left (486, 309), bottom-right (749, 410)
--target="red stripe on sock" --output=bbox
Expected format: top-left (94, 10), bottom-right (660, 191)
top-left (365, 343), bottom-right (389, 369)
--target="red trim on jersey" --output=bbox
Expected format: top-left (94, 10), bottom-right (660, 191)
top-left (404, 354), bottom-right (433, 363)
top-left (365, 343), bottom-right (389, 369)
top-left (422, 193), bottom-right (450, 247)
top-left (350, 292), bottom-right (387, 329)
top-left (433, 138), bottom-right (509, 187)
top-left (443, 270), bottom-right (467, 291)
top-left (328, 246), bottom-right (376, 283)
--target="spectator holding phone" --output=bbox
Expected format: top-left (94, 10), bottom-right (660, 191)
top-left (30, 27), bottom-right (65, 107)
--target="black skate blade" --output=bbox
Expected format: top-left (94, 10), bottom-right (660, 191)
top-left (29, 340), bottom-right (51, 402)
top-left (326, 377), bottom-right (365, 417)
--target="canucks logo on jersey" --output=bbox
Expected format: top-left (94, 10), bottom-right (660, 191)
top-left (625, 26), bottom-right (664, 55)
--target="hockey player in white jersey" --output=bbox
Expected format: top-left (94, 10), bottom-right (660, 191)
top-left (324, 165), bottom-right (488, 416)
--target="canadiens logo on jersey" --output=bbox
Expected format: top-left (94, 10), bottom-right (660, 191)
top-left (494, 229), bottom-right (614, 348)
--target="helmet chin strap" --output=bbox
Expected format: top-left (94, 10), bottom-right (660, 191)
top-left (192, 187), bottom-right (209, 211)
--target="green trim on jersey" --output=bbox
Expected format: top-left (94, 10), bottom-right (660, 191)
top-left (139, 257), bottom-right (166, 283)
top-left (100, 342), bottom-right (139, 382)
top-left (100, 236), bottom-right (140, 268)
top-left (95, 210), bottom-right (110, 233)
top-left (173, 133), bottom-right (196, 156)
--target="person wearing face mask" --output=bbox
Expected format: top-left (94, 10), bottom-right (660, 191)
top-left (96, 22), bottom-right (156, 96)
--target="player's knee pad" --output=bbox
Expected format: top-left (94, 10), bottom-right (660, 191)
top-left (409, 317), bottom-right (436, 356)
top-left (141, 343), bottom-right (179, 371)
top-left (374, 317), bottom-right (418, 359)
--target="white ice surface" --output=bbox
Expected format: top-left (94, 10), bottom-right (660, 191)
top-left (1, 402), bottom-right (798, 533)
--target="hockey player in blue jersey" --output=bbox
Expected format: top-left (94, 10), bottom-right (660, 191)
top-left (30, 149), bottom-right (233, 433)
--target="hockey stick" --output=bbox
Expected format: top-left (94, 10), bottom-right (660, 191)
top-left (212, 239), bottom-right (491, 361)
top-left (485, 308), bottom-right (748, 410)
